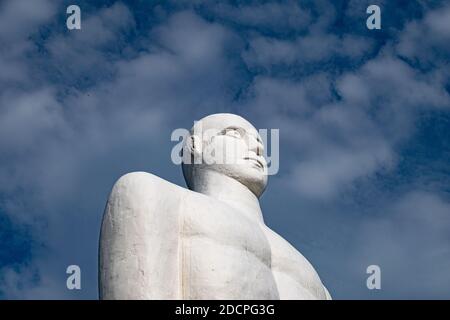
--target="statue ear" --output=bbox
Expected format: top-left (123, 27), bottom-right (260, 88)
top-left (187, 134), bottom-right (202, 155)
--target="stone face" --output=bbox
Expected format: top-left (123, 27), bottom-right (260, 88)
top-left (99, 113), bottom-right (331, 300)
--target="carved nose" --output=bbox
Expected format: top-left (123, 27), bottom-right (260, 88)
top-left (248, 135), bottom-right (264, 156)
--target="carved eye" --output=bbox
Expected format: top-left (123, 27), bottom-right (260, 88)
top-left (224, 127), bottom-right (242, 138)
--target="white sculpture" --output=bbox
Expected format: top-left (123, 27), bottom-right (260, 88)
top-left (99, 113), bottom-right (331, 300)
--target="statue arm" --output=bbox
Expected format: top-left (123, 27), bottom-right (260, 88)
top-left (99, 172), bottom-right (182, 299)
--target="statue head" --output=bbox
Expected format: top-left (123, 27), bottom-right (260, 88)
top-left (182, 113), bottom-right (268, 197)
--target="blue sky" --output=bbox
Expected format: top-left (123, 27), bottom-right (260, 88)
top-left (0, 0), bottom-right (449, 299)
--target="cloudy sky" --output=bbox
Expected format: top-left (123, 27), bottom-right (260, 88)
top-left (0, 0), bottom-right (449, 299)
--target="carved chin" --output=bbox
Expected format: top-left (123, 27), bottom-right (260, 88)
top-left (237, 174), bottom-right (267, 197)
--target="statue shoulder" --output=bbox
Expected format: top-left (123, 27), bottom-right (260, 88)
top-left (104, 171), bottom-right (186, 228)
top-left (109, 171), bottom-right (182, 207)
top-left (100, 172), bottom-right (183, 299)
top-left (112, 171), bottom-right (173, 194)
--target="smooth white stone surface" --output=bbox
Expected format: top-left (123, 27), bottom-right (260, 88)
top-left (99, 113), bottom-right (331, 300)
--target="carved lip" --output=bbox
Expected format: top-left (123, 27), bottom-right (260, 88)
top-left (243, 156), bottom-right (264, 169)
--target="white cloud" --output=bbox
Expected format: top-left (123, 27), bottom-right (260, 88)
top-left (349, 192), bottom-right (450, 298)
top-left (243, 33), bottom-right (373, 68)
top-left (397, 3), bottom-right (450, 67)
top-left (210, 0), bottom-right (311, 33)
top-left (291, 143), bottom-right (393, 198)
top-left (0, 0), bottom-right (56, 41)
top-left (0, 0), bottom-right (57, 84)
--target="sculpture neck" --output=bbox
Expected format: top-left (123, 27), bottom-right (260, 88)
top-left (191, 170), bottom-right (264, 223)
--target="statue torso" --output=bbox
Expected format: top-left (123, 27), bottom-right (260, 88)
top-left (100, 172), bottom-right (329, 300)
top-left (180, 189), bottom-right (328, 300)
top-left (180, 191), bottom-right (279, 299)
